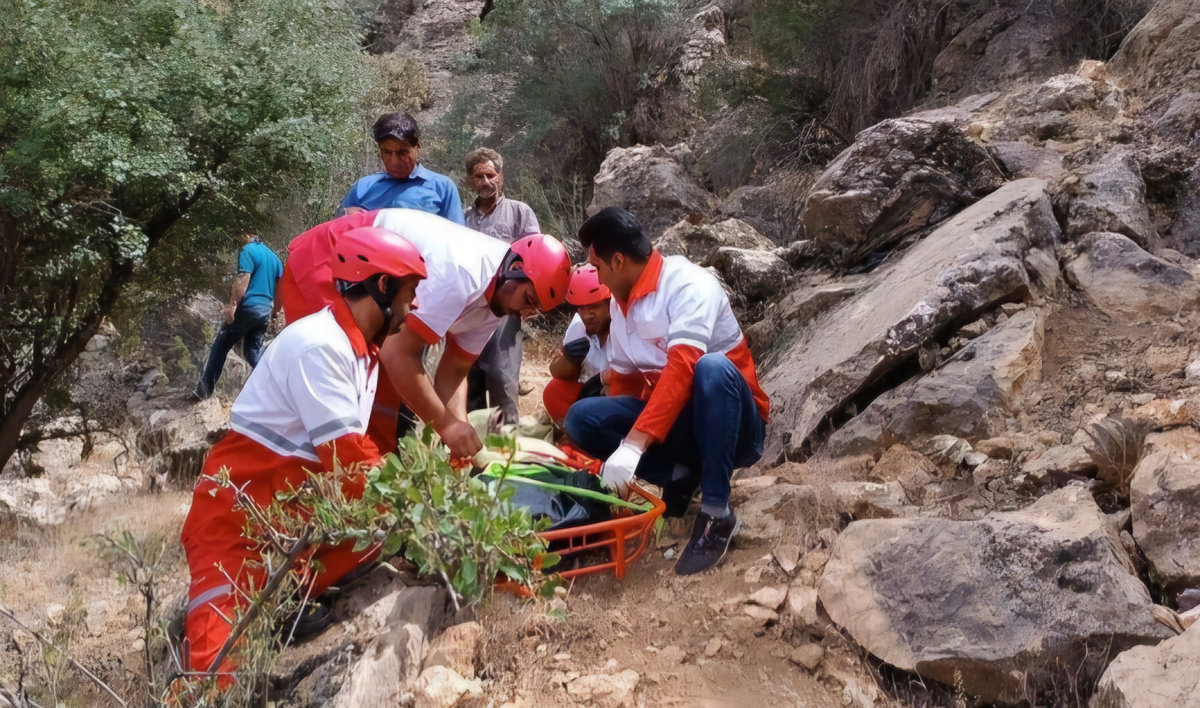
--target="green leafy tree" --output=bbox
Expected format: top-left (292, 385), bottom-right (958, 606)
top-left (0, 0), bottom-right (369, 468)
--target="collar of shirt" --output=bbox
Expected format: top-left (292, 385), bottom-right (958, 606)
top-left (471, 193), bottom-right (506, 217)
top-left (328, 298), bottom-right (378, 360)
top-left (387, 163), bottom-right (431, 184)
top-left (617, 250), bottom-right (664, 316)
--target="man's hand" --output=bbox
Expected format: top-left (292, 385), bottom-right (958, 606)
top-left (600, 440), bottom-right (644, 497)
top-left (561, 338), bottom-right (591, 365)
top-left (435, 412), bottom-right (483, 460)
top-left (342, 206), bottom-right (365, 215)
top-left (223, 303), bottom-right (236, 324)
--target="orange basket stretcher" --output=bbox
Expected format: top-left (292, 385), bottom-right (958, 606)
top-left (538, 481), bottom-right (666, 580)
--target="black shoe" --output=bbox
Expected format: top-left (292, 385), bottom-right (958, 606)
top-left (283, 598), bottom-right (333, 640)
top-left (674, 510), bottom-right (739, 576)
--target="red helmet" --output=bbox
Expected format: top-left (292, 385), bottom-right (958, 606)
top-left (508, 234), bottom-right (572, 311)
top-left (331, 227), bottom-right (427, 284)
top-left (566, 264), bottom-right (611, 306)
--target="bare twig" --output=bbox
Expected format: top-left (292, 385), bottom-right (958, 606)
top-left (0, 605), bottom-right (128, 707)
top-left (204, 529), bottom-right (313, 679)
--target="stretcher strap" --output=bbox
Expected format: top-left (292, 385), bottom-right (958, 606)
top-left (187, 584), bottom-right (234, 616)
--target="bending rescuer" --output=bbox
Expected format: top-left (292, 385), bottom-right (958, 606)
top-left (180, 228), bottom-right (426, 679)
top-left (277, 208), bottom-right (572, 460)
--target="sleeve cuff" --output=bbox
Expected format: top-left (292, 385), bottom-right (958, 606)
top-left (404, 313), bottom-right (442, 345)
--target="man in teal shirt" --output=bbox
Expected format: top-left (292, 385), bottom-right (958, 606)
top-left (339, 112), bottom-right (465, 224)
top-left (193, 230), bottom-right (283, 400)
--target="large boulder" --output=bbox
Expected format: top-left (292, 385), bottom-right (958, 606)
top-left (705, 247), bottom-right (791, 304)
top-left (1091, 620), bottom-right (1200, 708)
top-left (819, 486), bottom-right (1174, 704)
top-left (800, 118), bottom-right (1004, 268)
top-left (654, 217), bottom-right (776, 263)
top-left (1130, 428), bottom-right (1200, 596)
top-left (827, 308), bottom-right (1044, 456)
top-left (1064, 232), bottom-right (1200, 320)
top-left (588, 144), bottom-right (716, 240)
top-left (1109, 0), bottom-right (1200, 136)
top-left (760, 179), bottom-right (1060, 463)
top-left (715, 170), bottom-right (810, 245)
top-left (1066, 149), bottom-right (1154, 244)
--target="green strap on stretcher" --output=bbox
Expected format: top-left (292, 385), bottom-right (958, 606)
top-left (482, 462), bottom-right (650, 512)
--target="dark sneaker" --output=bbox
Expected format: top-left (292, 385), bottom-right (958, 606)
top-left (283, 598), bottom-right (333, 641)
top-left (674, 511), bottom-right (739, 576)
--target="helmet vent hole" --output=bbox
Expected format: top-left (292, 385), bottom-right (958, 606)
top-left (337, 254), bottom-right (346, 262)
top-left (357, 254), bottom-right (370, 262)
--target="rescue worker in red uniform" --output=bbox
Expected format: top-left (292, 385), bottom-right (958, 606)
top-left (180, 227), bottom-right (427, 679)
top-left (278, 208), bottom-right (572, 461)
top-left (543, 265), bottom-right (613, 425)
top-left (565, 207), bottom-right (770, 576)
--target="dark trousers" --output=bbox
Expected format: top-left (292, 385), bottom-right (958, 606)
top-left (563, 353), bottom-right (765, 509)
top-left (196, 303), bottom-right (271, 398)
top-left (467, 315), bottom-right (523, 424)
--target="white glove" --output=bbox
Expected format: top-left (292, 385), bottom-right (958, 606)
top-left (601, 440), bottom-right (643, 497)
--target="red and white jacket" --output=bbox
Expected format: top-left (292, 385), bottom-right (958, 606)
top-left (195, 302), bottom-right (382, 507)
top-left (607, 251), bottom-right (770, 442)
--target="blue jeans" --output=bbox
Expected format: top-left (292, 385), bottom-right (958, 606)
top-left (564, 353), bottom-right (766, 510)
top-left (196, 303), bottom-right (272, 398)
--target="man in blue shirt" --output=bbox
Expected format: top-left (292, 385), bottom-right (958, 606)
top-left (339, 113), bottom-right (465, 225)
top-left (192, 230), bottom-right (283, 400)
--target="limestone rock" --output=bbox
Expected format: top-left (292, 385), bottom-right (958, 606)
top-left (654, 217), bottom-right (775, 264)
top-left (828, 482), bottom-right (914, 519)
top-left (1109, 0), bottom-right (1200, 136)
top-left (588, 144), bottom-right (716, 240)
top-left (828, 309), bottom-right (1044, 457)
top-left (1009, 73), bottom-right (1098, 116)
top-left (413, 666), bottom-right (483, 708)
top-left (748, 585), bottom-right (788, 611)
top-left (705, 247), bottom-right (791, 303)
top-left (331, 624), bottom-right (427, 708)
top-left (566, 669), bottom-right (640, 708)
top-left (424, 621), bottom-right (482, 679)
top-left (715, 171), bottom-right (807, 244)
top-left (991, 141), bottom-right (1066, 182)
top-left (1066, 150), bottom-right (1154, 244)
top-left (1091, 621), bottom-right (1200, 708)
top-left (1130, 399), bottom-right (1191, 430)
top-left (786, 586), bottom-right (820, 630)
top-left (761, 179), bottom-right (1060, 463)
top-left (735, 484), bottom-right (818, 543)
top-left (1064, 232), bottom-right (1200, 320)
top-left (819, 486), bottom-right (1173, 703)
top-left (1130, 428), bottom-right (1200, 595)
top-left (1021, 443), bottom-right (1098, 485)
top-left (788, 644), bottom-right (825, 671)
top-left (801, 118), bottom-right (1004, 268)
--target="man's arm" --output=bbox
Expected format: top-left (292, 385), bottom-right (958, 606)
top-left (380, 326), bottom-right (481, 458)
top-left (441, 183), bottom-right (466, 226)
top-left (549, 350), bottom-right (583, 381)
top-left (433, 341), bottom-right (474, 418)
top-left (225, 273), bottom-right (250, 323)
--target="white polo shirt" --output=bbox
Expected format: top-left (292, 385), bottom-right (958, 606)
top-left (607, 255), bottom-right (744, 377)
top-left (563, 314), bottom-right (610, 382)
top-left (230, 307), bottom-right (377, 462)
top-left (372, 208), bottom-right (511, 355)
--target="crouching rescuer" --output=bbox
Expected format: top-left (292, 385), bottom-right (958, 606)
top-left (564, 207), bottom-right (770, 576)
top-left (179, 227), bottom-right (426, 680)
top-left (543, 264), bottom-right (612, 425)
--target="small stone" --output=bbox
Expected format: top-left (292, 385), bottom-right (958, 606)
top-left (1131, 398), bottom-right (1190, 429)
top-left (554, 653), bottom-right (572, 662)
top-left (773, 545), bottom-right (802, 575)
top-left (658, 645), bottom-right (685, 665)
top-left (975, 437), bottom-right (1015, 459)
top-left (787, 587), bottom-right (820, 629)
top-left (664, 549), bottom-right (676, 560)
top-left (998, 303), bottom-right (1027, 316)
top-left (424, 621), bottom-right (483, 679)
top-left (1186, 359), bottom-right (1200, 380)
top-left (566, 670), bottom-right (640, 707)
top-left (958, 320), bottom-right (989, 339)
top-left (748, 585), bottom-right (788, 610)
top-left (743, 605), bottom-right (779, 625)
top-left (1130, 393), bottom-right (1156, 405)
top-left (963, 452), bottom-right (989, 467)
top-left (131, 638), bottom-right (145, 653)
top-left (802, 550), bottom-right (830, 573)
top-left (1105, 370), bottom-right (1133, 392)
top-left (788, 644), bottom-right (825, 671)
top-left (703, 637), bottom-right (723, 657)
